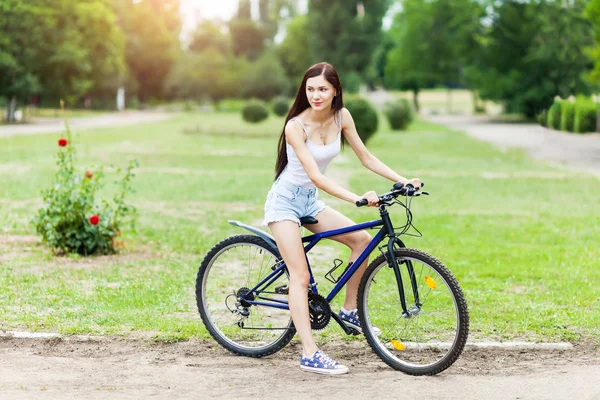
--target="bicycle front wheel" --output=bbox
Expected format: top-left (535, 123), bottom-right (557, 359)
top-left (358, 248), bottom-right (469, 375)
top-left (196, 235), bottom-right (295, 357)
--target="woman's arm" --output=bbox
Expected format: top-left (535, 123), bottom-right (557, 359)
top-left (285, 120), bottom-right (363, 204)
top-left (341, 108), bottom-right (415, 186)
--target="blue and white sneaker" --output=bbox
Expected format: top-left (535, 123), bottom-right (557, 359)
top-left (300, 350), bottom-right (349, 375)
top-left (339, 308), bottom-right (382, 336)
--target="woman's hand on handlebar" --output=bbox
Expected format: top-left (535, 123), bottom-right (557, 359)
top-left (408, 178), bottom-right (422, 189)
top-left (358, 190), bottom-right (379, 207)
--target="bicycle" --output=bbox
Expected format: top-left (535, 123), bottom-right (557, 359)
top-left (195, 182), bottom-right (469, 376)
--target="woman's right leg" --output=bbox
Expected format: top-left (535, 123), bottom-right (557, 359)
top-left (268, 220), bottom-right (318, 357)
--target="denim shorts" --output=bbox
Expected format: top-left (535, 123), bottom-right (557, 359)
top-left (262, 178), bottom-right (327, 227)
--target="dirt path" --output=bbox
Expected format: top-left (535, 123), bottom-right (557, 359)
top-left (1, 337), bottom-right (599, 400)
top-left (426, 115), bottom-right (600, 178)
top-left (0, 111), bottom-right (171, 138)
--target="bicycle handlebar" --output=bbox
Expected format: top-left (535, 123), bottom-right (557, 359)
top-left (355, 182), bottom-right (428, 207)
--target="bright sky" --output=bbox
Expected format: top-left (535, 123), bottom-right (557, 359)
top-left (182, 0), bottom-right (238, 20)
top-left (179, 0), bottom-right (394, 43)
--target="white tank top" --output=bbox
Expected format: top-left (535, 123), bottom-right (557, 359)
top-left (278, 110), bottom-right (342, 188)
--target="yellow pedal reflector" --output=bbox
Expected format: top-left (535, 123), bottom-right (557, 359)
top-left (425, 276), bottom-right (437, 290)
top-left (391, 340), bottom-right (405, 351)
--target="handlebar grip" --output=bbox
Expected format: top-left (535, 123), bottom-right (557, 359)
top-left (356, 199), bottom-right (368, 207)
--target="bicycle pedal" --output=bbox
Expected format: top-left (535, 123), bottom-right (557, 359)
top-left (348, 328), bottom-right (361, 336)
top-left (274, 285), bottom-right (289, 295)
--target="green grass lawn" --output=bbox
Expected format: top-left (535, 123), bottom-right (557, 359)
top-left (0, 111), bottom-right (598, 343)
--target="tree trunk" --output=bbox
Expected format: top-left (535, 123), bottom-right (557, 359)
top-left (7, 96), bottom-right (17, 123)
top-left (447, 88), bottom-right (452, 114)
top-left (472, 90), bottom-right (483, 114)
top-left (412, 89), bottom-right (420, 112)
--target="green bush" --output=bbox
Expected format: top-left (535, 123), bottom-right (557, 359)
top-left (127, 96), bottom-right (139, 110)
top-left (546, 101), bottom-right (562, 130)
top-left (32, 122), bottom-right (138, 255)
top-left (242, 100), bottom-right (269, 123)
top-left (537, 109), bottom-right (547, 127)
top-left (272, 98), bottom-right (290, 117)
top-left (574, 101), bottom-right (598, 134)
top-left (216, 99), bottom-right (247, 113)
top-left (560, 101), bottom-right (575, 132)
top-left (345, 97), bottom-right (378, 143)
top-left (384, 99), bottom-right (414, 131)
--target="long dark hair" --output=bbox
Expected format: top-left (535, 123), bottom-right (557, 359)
top-left (274, 62), bottom-right (344, 180)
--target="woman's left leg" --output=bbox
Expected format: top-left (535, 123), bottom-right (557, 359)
top-left (304, 206), bottom-right (372, 309)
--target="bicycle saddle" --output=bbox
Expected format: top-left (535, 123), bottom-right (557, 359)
top-left (299, 216), bottom-right (318, 226)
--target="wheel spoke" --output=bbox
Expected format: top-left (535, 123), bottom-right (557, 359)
top-left (361, 249), bottom-right (468, 375)
top-left (197, 238), bottom-right (293, 354)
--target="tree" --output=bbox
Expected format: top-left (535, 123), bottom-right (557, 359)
top-left (115, 0), bottom-right (181, 102)
top-left (242, 51), bottom-right (289, 100)
top-left (585, 0), bottom-right (600, 82)
top-left (0, 1), bottom-right (45, 121)
top-left (229, 18), bottom-right (266, 61)
top-left (238, 0), bottom-right (252, 20)
top-left (259, 0), bottom-right (295, 42)
top-left (1, 0), bottom-right (125, 117)
top-left (166, 50), bottom-right (245, 103)
top-left (384, 0), bottom-right (483, 111)
top-left (372, 29), bottom-right (396, 89)
top-left (308, 0), bottom-right (390, 87)
top-left (39, 0), bottom-right (126, 106)
top-left (384, 0), bottom-right (436, 111)
top-left (277, 15), bottom-right (312, 92)
top-left (189, 21), bottom-right (230, 54)
top-left (468, 0), bottom-right (593, 117)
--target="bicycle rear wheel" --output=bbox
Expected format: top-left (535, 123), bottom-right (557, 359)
top-left (358, 248), bottom-right (469, 375)
top-left (196, 235), bottom-right (295, 357)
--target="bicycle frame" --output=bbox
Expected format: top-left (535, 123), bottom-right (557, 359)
top-left (244, 206), bottom-right (420, 317)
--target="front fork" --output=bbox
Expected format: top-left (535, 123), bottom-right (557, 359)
top-left (387, 237), bottom-right (421, 316)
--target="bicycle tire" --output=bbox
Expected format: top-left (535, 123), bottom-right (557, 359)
top-left (357, 248), bottom-right (469, 375)
top-left (196, 235), bottom-right (295, 357)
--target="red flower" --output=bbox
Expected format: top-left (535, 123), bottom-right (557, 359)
top-left (85, 170), bottom-right (93, 179)
top-left (89, 215), bottom-right (100, 225)
top-left (58, 138), bottom-right (68, 147)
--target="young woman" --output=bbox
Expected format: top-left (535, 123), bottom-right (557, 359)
top-left (263, 62), bottom-right (421, 375)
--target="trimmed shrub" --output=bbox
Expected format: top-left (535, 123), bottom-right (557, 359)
top-left (574, 101), bottom-right (598, 134)
top-left (272, 98), bottom-right (290, 117)
top-left (546, 101), bottom-right (562, 130)
top-left (537, 109), bottom-right (547, 127)
top-left (216, 99), bottom-right (247, 112)
top-left (344, 97), bottom-right (378, 143)
top-left (242, 100), bottom-right (269, 123)
top-left (384, 99), bottom-right (414, 131)
top-left (32, 122), bottom-right (137, 255)
top-left (560, 101), bottom-right (575, 132)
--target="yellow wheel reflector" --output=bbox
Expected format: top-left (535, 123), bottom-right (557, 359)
top-left (425, 276), bottom-right (437, 290)
top-left (391, 340), bottom-right (405, 351)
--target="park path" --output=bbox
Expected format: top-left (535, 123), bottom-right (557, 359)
top-left (1, 337), bottom-right (599, 400)
top-left (0, 111), bottom-right (171, 138)
top-left (426, 115), bottom-right (600, 178)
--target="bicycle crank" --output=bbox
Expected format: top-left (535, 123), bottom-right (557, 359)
top-left (308, 292), bottom-right (331, 330)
